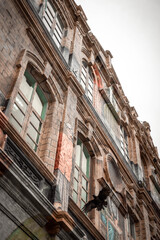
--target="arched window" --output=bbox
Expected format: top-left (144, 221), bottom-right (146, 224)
top-left (72, 137), bottom-right (90, 209)
top-left (80, 61), bottom-right (94, 102)
top-left (42, 1), bottom-right (64, 49)
top-left (10, 70), bottom-right (47, 152)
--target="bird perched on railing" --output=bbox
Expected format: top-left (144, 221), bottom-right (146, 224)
top-left (82, 187), bottom-right (111, 213)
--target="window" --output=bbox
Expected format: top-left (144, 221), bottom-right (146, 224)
top-left (106, 87), bottom-right (119, 113)
top-left (100, 203), bottom-right (121, 240)
top-left (10, 70), bottom-right (47, 152)
top-left (72, 138), bottom-right (90, 209)
top-left (80, 61), bottom-right (94, 102)
top-left (128, 215), bottom-right (136, 240)
top-left (42, 1), bottom-right (64, 48)
top-left (120, 126), bottom-right (129, 162)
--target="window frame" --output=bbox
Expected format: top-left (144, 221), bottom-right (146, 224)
top-left (10, 69), bottom-right (48, 152)
top-left (120, 126), bottom-right (130, 162)
top-left (80, 61), bottom-right (94, 103)
top-left (42, 0), bottom-right (64, 49)
top-left (72, 137), bottom-right (91, 209)
top-left (128, 215), bottom-right (136, 240)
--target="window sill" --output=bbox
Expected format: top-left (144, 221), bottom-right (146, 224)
top-left (0, 110), bottom-right (55, 184)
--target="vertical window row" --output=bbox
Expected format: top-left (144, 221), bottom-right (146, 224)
top-left (72, 138), bottom-right (90, 209)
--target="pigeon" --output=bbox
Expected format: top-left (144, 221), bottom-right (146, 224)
top-left (82, 187), bottom-right (111, 213)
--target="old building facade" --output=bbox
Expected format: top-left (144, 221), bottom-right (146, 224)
top-left (0, 0), bottom-right (160, 239)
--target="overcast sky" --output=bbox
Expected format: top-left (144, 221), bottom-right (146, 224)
top-left (75, 0), bottom-right (160, 155)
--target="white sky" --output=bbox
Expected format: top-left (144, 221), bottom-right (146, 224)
top-left (75, 0), bottom-right (160, 155)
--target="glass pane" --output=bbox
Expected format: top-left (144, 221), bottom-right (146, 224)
top-left (52, 34), bottom-right (61, 48)
top-left (56, 16), bottom-right (63, 29)
top-left (82, 177), bottom-right (88, 190)
top-left (81, 151), bottom-right (87, 175)
top-left (81, 200), bottom-right (85, 209)
top-left (82, 69), bottom-right (86, 78)
top-left (81, 80), bottom-right (86, 89)
top-left (88, 92), bottom-right (93, 102)
top-left (44, 15), bottom-right (52, 28)
top-left (27, 123), bottom-right (39, 143)
top-left (30, 112), bottom-right (41, 131)
top-left (54, 29), bottom-right (62, 43)
top-left (46, 8), bottom-right (54, 23)
top-left (20, 75), bottom-right (34, 102)
top-left (108, 221), bottom-right (115, 240)
top-left (75, 144), bottom-right (81, 167)
top-left (88, 84), bottom-right (93, 93)
top-left (10, 116), bottom-right (22, 133)
top-left (32, 90), bottom-right (43, 116)
top-left (81, 75), bottom-right (86, 84)
top-left (26, 135), bottom-right (36, 150)
top-left (72, 191), bottom-right (78, 203)
top-left (81, 188), bottom-right (87, 202)
top-left (74, 168), bottom-right (79, 179)
top-left (43, 17), bottom-right (51, 32)
top-left (47, 2), bottom-right (55, 17)
top-left (101, 212), bottom-right (107, 226)
top-left (15, 93), bottom-right (27, 113)
top-left (82, 67), bottom-right (86, 75)
top-left (55, 24), bottom-right (63, 37)
top-left (73, 179), bottom-right (78, 192)
top-left (12, 104), bottom-right (25, 125)
top-left (82, 145), bottom-right (90, 177)
top-left (88, 78), bottom-right (93, 86)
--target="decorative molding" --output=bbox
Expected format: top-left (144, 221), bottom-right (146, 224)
top-left (56, 0), bottom-right (74, 29)
top-left (0, 110), bottom-right (55, 183)
top-left (81, 46), bottom-right (91, 59)
top-left (67, 72), bottom-right (84, 98)
top-left (105, 154), bottom-right (124, 194)
top-left (4, 138), bottom-right (46, 189)
top-left (46, 78), bottom-right (63, 104)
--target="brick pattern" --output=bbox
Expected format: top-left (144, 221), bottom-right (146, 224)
top-left (55, 87), bottom-right (77, 182)
top-left (0, 0), bottom-right (42, 97)
top-left (0, 0), bottom-right (159, 239)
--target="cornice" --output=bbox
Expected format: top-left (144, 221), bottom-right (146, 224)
top-left (75, 6), bottom-right (90, 34)
top-left (55, 0), bottom-right (75, 29)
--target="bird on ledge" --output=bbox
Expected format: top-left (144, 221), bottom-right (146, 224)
top-left (82, 187), bottom-right (111, 213)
